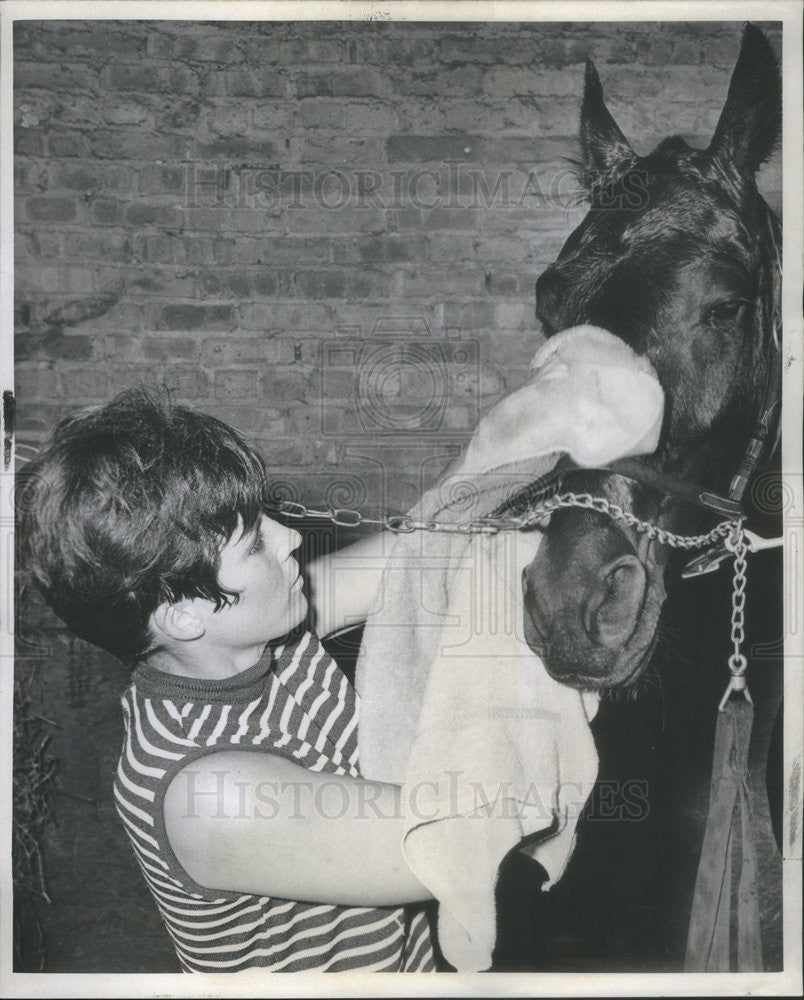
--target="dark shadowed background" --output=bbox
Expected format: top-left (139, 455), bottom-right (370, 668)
top-left (12, 18), bottom-right (783, 974)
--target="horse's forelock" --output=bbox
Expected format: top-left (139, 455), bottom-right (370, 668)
top-left (608, 156), bottom-right (766, 273)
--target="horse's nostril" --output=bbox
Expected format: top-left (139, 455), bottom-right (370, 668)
top-left (582, 555), bottom-right (646, 649)
top-left (535, 269), bottom-right (565, 336)
top-left (538, 314), bottom-right (557, 338)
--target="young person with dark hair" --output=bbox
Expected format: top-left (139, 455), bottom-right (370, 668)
top-left (21, 389), bottom-right (435, 972)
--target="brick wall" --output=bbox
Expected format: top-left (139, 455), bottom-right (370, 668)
top-left (13, 19), bottom-right (782, 511)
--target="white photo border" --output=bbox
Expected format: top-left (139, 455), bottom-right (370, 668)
top-left (1, 2), bottom-right (801, 997)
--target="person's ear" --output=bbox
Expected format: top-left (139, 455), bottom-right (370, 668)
top-left (150, 600), bottom-right (206, 643)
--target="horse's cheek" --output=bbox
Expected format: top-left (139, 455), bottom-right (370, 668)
top-left (688, 335), bottom-right (740, 427)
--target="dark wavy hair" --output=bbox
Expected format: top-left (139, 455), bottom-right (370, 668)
top-left (18, 389), bottom-right (267, 664)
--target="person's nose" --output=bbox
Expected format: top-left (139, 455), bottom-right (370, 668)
top-left (279, 523), bottom-right (302, 560)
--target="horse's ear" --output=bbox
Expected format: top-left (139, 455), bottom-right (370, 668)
top-left (707, 24), bottom-right (781, 176)
top-left (580, 60), bottom-right (634, 179)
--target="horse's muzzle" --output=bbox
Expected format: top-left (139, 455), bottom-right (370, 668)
top-left (521, 511), bottom-right (667, 690)
top-left (535, 267), bottom-right (569, 335)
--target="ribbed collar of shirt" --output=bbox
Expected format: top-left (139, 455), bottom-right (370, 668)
top-left (130, 643), bottom-right (275, 704)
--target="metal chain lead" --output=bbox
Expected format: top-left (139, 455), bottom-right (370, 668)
top-left (270, 492), bottom-right (737, 552)
top-left (519, 492), bottom-right (736, 551)
top-left (719, 518), bottom-right (752, 710)
top-left (729, 519), bottom-right (749, 674)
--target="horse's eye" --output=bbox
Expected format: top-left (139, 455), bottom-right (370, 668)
top-left (705, 300), bottom-right (748, 325)
top-left (586, 235), bottom-right (619, 256)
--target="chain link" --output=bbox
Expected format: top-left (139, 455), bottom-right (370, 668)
top-left (275, 501), bottom-right (389, 529)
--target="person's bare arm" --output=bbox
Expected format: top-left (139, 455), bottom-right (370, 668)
top-left (305, 530), bottom-right (391, 638)
top-left (163, 750), bottom-right (431, 906)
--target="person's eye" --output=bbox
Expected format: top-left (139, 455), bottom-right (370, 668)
top-left (249, 530), bottom-right (264, 555)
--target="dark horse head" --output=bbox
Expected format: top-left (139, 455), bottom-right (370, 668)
top-left (521, 25), bottom-right (782, 690)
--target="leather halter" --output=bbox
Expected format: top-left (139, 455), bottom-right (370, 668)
top-left (727, 201), bottom-right (783, 505)
top-left (495, 456), bottom-right (745, 525)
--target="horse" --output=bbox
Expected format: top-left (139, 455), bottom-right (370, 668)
top-left (491, 23), bottom-right (783, 970)
top-left (518, 23), bottom-right (781, 694)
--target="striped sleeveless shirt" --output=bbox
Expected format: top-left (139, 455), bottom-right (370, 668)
top-left (114, 629), bottom-right (435, 972)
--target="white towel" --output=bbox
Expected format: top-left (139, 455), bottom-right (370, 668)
top-left (356, 326), bottom-right (665, 970)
